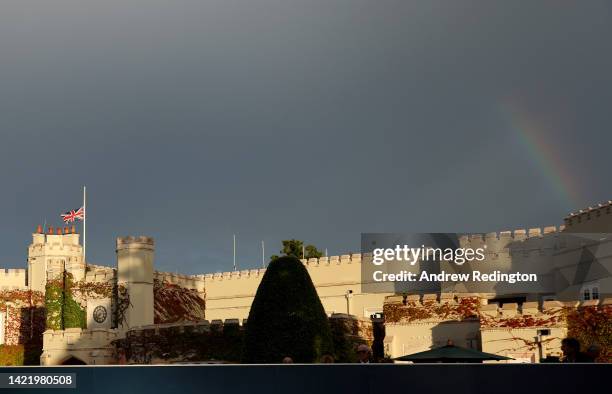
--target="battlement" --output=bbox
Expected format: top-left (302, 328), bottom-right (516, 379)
top-left (0, 268), bottom-right (27, 276)
top-left (302, 253), bottom-right (362, 266)
top-left (117, 235), bottom-right (155, 248)
top-left (0, 268), bottom-right (27, 290)
top-left (203, 268), bottom-right (267, 282)
top-left (42, 328), bottom-right (120, 348)
top-left (127, 319), bottom-right (245, 336)
top-left (29, 243), bottom-right (82, 253)
top-left (564, 200), bottom-right (612, 228)
top-left (126, 313), bottom-right (373, 335)
top-left (30, 226), bottom-right (81, 247)
top-left (154, 271), bottom-right (205, 292)
top-left (84, 266), bottom-right (116, 283)
top-left (385, 293), bottom-right (611, 328)
top-left (202, 253), bottom-right (364, 281)
top-left (383, 293), bottom-right (485, 324)
top-left (459, 226), bottom-right (564, 245)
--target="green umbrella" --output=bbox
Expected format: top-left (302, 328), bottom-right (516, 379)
top-left (395, 340), bottom-right (513, 363)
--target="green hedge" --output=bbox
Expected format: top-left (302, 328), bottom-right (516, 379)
top-left (243, 256), bottom-right (334, 363)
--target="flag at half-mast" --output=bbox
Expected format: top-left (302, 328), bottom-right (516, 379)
top-left (61, 207), bottom-right (85, 223)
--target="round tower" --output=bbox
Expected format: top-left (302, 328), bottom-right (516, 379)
top-left (116, 236), bottom-right (155, 329)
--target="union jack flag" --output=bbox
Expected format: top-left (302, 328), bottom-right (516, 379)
top-left (61, 207), bottom-right (85, 223)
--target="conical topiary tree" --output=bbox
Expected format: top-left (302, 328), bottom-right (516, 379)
top-left (243, 256), bottom-right (334, 363)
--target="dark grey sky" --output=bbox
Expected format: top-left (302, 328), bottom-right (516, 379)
top-left (1, 1), bottom-right (611, 274)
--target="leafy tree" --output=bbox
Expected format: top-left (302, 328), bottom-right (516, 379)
top-left (243, 256), bottom-right (334, 363)
top-left (270, 239), bottom-right (323, 261)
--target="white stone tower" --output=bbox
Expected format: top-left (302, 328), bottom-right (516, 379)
top-left (27, 225), bottom-right (84, 292)
top-left (116, 236), bottom-right (155, 329)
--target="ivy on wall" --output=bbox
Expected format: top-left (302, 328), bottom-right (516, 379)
top-left (115, 284), bottom-right (130, 329)
top-left (383, 297), bottom-right (481, 323)
top-left (153, 280), bottom-right (206, 324)
top-left (566, 305), bottom-right (612, 362)
top-left (44, 280), bottom-right (63, 330)
top-left (0, 290), bottom-right (45, 365)
top-left (44, 273), bottom-right (86, 330)
top-left (117, 317), bottom-right (372, 364)
top-left (62, 274), bottom-right (86, 328)
top-left (0, 345), bottom-right (24, 366)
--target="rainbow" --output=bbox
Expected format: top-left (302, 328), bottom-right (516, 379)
top-left (499, 99), bottom-right (582, 211)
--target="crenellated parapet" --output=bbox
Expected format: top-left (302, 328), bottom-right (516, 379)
top-left (84, 266), bottom-right (116, 284)
top-left (202, 253), bottom-right (364, 282)
top-left (384, 293), bottom-right (611, 329)
top-left (43, 328), bottom-right (120, 346)
top-left (459, 226), bottom-right (564, 250)
top-left (479, 300), bottom-right (568, 329)
top-left (126, 318), bottom-right (245, 337)
top-left (384, 293), bottom-right (485, 324)
top-left (154, 271), bottom-right (205, 293)
top-left (116, 236), bottom-right (154, 249)
top-left (384, 293), bottom-right (612, 327)
top-left (203, 268), bottom-right (266, 282)
top-left (302, 253), bottom-right (362, 267)
top-left (564, 200), bottom-right (612, 230)
top-left (0, 268), bottom-right (27, 290)
top-left (40, 328), bottom-right (119, 365)
top-left (153, 279), bottom-right (206, 324)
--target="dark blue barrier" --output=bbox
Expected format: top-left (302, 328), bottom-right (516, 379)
top-left (0, 364), bottom-right (607, 394)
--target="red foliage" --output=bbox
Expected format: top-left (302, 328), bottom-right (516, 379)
top-left (383, 297), bottom-right (480, 323)
top-left (480, 309), bottom-right (563, 329)
top-left (566, 305), bottom-right (612, 363)
top-left (153, 280), bottom-right (206, 324)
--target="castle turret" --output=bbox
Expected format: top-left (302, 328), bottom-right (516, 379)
top-left (28, 225), bottom-right (84, 292)
top-left (116, 236), bottom-right (155, 329)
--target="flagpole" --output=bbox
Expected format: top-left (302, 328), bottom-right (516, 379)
top-left (261, 241), bottom-right (265, 268)
top-left (233, 234), bottom-right (236, 271)
top-left (83, 186), bottom-right (87, 265)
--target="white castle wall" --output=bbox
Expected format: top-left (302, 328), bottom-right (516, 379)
top-left (383, 295), bottom-right (611, 362)
top-left (383, 293), bottom-right (483, 359)
top-left (385, 320), bottom-right (481, 360)
top-left (204, 253), bottom-right (393, 321)
top-left (0, 269), bottom-right (27, 290)
top-left (41, 328), bottom-right (119, 365)
top-left (478, 300), bottom-right (571, 362)
top-left (204, 226), bottom-right (612, 321)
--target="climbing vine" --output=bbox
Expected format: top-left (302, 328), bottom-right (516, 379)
top-left (44, 280), bottom-right (63, 330)
top-left (44, 273), bottom-right (86, 330)
top-left (0, 290), bottom-right (45, 365)
top-left (480, 308), bottom-right (564, 328)
top-left (383, 297), bottom-right (480, 323)
top-left (0, 345), bottom-right (24, 366)
top-left (565, 305), bottom-right (612, 362)
top-left (153, 280), bottom-right (206, 324)
top-left (115, 284), bottom-right (131, 328)
top-left (62, 273), bottom-right (86, 328)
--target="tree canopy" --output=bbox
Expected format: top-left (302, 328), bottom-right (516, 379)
top-left (270, 239), bottom-right (323, 261)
